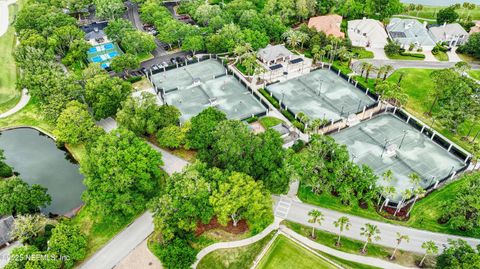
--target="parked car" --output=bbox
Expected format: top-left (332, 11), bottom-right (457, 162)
top-left (170, 58), bottom-right (177, 64)
top-left (162, 61), bottom-right (168, 68)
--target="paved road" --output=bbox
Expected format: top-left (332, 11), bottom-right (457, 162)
top-left (277, 196), bottom-right (480, 254)
top-left (0, 89), bottom-right (30, 118)
top-left (353, 59), bottom-right (480, 73)
top-left (79, 119), bottom-right (188, 269)
top-left (0, 241), bottom-right (20, 268)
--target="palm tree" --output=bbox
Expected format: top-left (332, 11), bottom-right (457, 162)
top-left (360, 223), bottom-right (381, 253)
top-left (409, 173), bottom-right (421, 188)
top-left (394, 188), bottom-right (412, 216)
top-left (420, 241), bottom-right (438, 267)
top-left (333, 216), bottom-right (351, 246)
top-left (283, 30), bottom-right (301, 50)
top-left (297, 31), bottom-right (310, 50)
top-left (407, 187), bottom-right (426, 217)
top-left (377, 170), bottom-right (393, 206)
top-left (297, 112), bottom-right (310, 132)
top-left (307, 209), bottom-right (325, 238)
top-left (360, 62), bottom-right (369, 78)
top-left (383, 65), bottom-right (394, 80)
top-left (364, 63), bottom-right (375, 81)
top-left (233, 43), bottom-right (253, 64)
top-left (310, 118), bottom-right (324, 134)
top-left (379, 186), bottom-right (396, 212)
top-left (390, 233), bottom-right (410, 260)
top-left (376, 65), bottom-right (386, 80)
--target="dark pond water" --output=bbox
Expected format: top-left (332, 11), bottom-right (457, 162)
top-left (0, 128), bottom-right (85, 215)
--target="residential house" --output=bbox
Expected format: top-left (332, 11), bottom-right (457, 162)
top-left (469, 21), bottom-right (480, 34)
top-left (257, 44), bottom-right (293, 65)
top-left (347, 18), bottom-right (388, 48)
top-left (308, 15), bottom-right (345, 38)
top-left (386, 18), bottom-right (436, 51)
top-left (429, 23), bottom-right (469, 47)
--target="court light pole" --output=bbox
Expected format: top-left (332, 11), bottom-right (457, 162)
top-left (399, 130), bottom-right (407, 149)
top-left (381, 139), bottom-right (389, 158)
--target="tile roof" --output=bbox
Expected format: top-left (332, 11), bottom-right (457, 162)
top-left (308, 15), bottom-right (345, 38)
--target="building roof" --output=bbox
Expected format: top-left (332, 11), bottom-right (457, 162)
top-left (0, 216), bottom-right (14, 246)
top-left (347, 18), bottom-right (388, 47)
top-left (270, 123), bottom-right (290, 136)
top-left (257, 44), bottom-right (293, 63)
top-left (308, 15), bottom-right (345, 38)
top-left (429, 23), bottom-right (469, 42)
top-left (85, 29), bottom-right (106, 41)
top-left (470, 21), bottom-right (480, 34)
top-left (81, 21), bottom-right (108, 33)
top-left (386, 18), bottom-right (436, 47)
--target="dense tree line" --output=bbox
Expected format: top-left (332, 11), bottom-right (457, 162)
top-left (185, 108), bottom-right (290, 193)
top-left (458, 32), bottom-right (480, 60)
top-left (150, 162), bottom-right (273, 269)
top-left (439, 172), bottom-right (480, 232)
top-left (436, 239), bottom-right (480, 268)
top-left (289, 135), bottom-right (379, 207)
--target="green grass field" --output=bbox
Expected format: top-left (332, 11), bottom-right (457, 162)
top-left (469, 70), bottom-right (480, 80)
top-left (433, 51), bottom-right (449, 61)
top-left (257, 235), bottom-right (340, 269)
top-left (284, 221), bottom-right (430, 268)
top-left (400, 5), bottom-right (480, 20)
top-left (197, 232), bottom-right (275, 269)
top-left (386, 53), bottom-right (425, 61)
top-left (259, 116), bottom-right (283, 129)
top-left (0, 0), bottom-right (23, 113)
top-left (386, 68), bottom-right (479, 154)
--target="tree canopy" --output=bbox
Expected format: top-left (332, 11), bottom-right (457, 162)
top-left (0, 177), bottom-right (51, 216)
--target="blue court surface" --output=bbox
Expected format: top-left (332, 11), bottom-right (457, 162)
top-left (87, 42), bottom-right (123, 69)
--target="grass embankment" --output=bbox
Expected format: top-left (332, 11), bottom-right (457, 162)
top-left (284, 221), bottom-right (433, 268)
top-left (197, 231), bottom-right (275, 269)
top-left (400, 5), bottom-right (480, 20)
top-left (0, 0), bottom-right (23, 113)
top-left (257, 235), bottom-right (340, 269)
top-left (259, 116), bottom-right (283, 129)
top-left (469, 70), bottom-right (480, 80)
top-left (387, 68), bottom-right (479, 154)
top-left (299, 177), bottom-right (480, 238)
top-left (433, 51), bottom-right (449, 61)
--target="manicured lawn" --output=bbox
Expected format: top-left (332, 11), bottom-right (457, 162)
top-left (138, 52), bottom-right (154, 62)
top-left (400, 5), bottom-right (480, 20)
top-left (386, 68), bottom-right (479, 154)
top-left (197, 231), bottom-right (275, 269)
top-left (469, 70), bottom-right (480, 80)
top-left (284, 221), bottom-right (433, 268)
top-left (259, 116), bottom-right (283, 129)
top-left (0, 99), bottom-right (55, 133)
top-left (351, 47), bottom-right (374, 59)
top-left (257, 235), bottom-right (340, 269)
top-left (0, 0), bottom-right (23, 113)
top-left (386, 53), bottom-right (425, 61)
top-left (321, 252), bottom-right (381, 269)
top-left (433, 51), bottom-right (448, 61)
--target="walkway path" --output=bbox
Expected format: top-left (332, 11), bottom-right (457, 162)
top-left (79, 119), bottom-right (188, 269)
top-left (0, 89), bottom-right (30, 118)
top-left (280, 227), bottom-right (410, 269)
top-left (0, 0), bottom-right (17, 37)
top-left (192, 217), bottom-right (283, 268)
top-left (277, 196), bottom-right (480, 254)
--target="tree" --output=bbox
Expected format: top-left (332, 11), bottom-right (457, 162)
top-left (458, 32), bottom-right (480, 59)
top-left (0, 150), bottom-right (13, 178)
top-left (0, 177), bottom-right (51, 216)
top-left (85, 73), bottom-right (131, 120)
top-left (157, 125), bottom-right (188, 149)
top-left (154, 238), bottom-right (197, 269)
top-left (3, 245), bottom-right (39, 269)
top-left (376, 81), bottom-right (408, 107)
top-left (121, 31), bottom-right (156, 55)
top-left (283, 29), bottom-right (301, 49)
top-left (110, 53), bottom-right (140, 76)
top-left (182, 35), bottom-right (204, 55)
top-left (116, 92), bottom-right (180, 135)
top-left (360, 223), bottom-right (381, 253)
top-left (436, 239), bottom-right (480, 269)
top-left (391, 233), bottom-right (410, 260)
top-left (437, 6), bottom-right (459, 25)
top-left (383, 65), bottom-right (394, 80)
top-left (10, 214), bottom-right (50, 243)
top-left (104, 19), bottom-right (135, 42)
top-left (333, 216), bottom-right (351, 246)
top-left (48, 25), bottom-right (85, 57)
top-left (210, 172), bottom-right (273, 232)
top-left (81, 129), bottom-right (164, 220)
top-left (186, 107), bottom-right (227, 149)
top-left (194, 4), bottom-right (222, 26)
top-left (420, 240), bottom-right (439, 267)
top-left (94, 0), bottom-right (125, 19)
top-left (307, 209), bottom-right (324, 238)
top-left (384, 41), bottom-right (402, 56)
top-left (150, 162), bottom-right (214, 242)
top-left (54, 101), bottom-right (102, 145)
top-left (48, 223), bottom-right (87, 269)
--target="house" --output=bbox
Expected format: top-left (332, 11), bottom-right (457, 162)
top-left (81, 21), bottom-right (109, 45)
top-left (0, 216), bottom-right (14, 247)
top-left (386, 18), bottom-right (436, 51)
top-left (257, 44), bottom-right (293, 65)
top-left (308, 15), bottom-right (345, 38)
top-left (347, 18), bottom-right (388, 48)
top-left (469, 21), bottom-right (480, 34)
top-left (429, 23), bottom-right (469, 47)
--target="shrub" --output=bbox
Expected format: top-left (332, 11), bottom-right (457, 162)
top-left (154, 238), bottom-right (197, 269)
top-left (385, 41), bottom-right (402, 55)
top-left (127, 76), bottom-right (142, 83)
top-left (291, 139), bottom-right (305, 152)
top-left (157, 125), bottom-right (186, 149)
top-left (0, 163), bottom-right (13, 178)
top-left (259, 88), bottom-right (280, 108)
top-left (245, 116), bottom-right (258, 123)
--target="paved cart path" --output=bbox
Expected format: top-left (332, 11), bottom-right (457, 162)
top-left (0, 89), bottom-right (30, 118)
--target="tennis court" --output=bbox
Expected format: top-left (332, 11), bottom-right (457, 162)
top-left (331, 113), bottom-right (465, 203)
top-left (156, 60), bottom-right (267, 122)
top-left (266, 69), bottom-right (375, 122)
top-left (87, 42), bottom-right (123, 69)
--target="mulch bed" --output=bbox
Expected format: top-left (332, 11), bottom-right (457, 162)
top-left (195, 217), bottom-right (248, 237)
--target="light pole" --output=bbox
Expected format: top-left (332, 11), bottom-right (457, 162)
top-left (399, 130), bottom-right (407, 149)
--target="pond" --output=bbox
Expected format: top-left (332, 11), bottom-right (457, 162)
top-left (0, 128), bottom-right (85, 215)
top-left (401, 0), bottom-right (480, 6)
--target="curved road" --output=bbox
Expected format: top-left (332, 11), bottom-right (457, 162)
top-left (80, 118), bottom-right (479, 269)
top-left (0, 89), bottom-right (30, 119)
